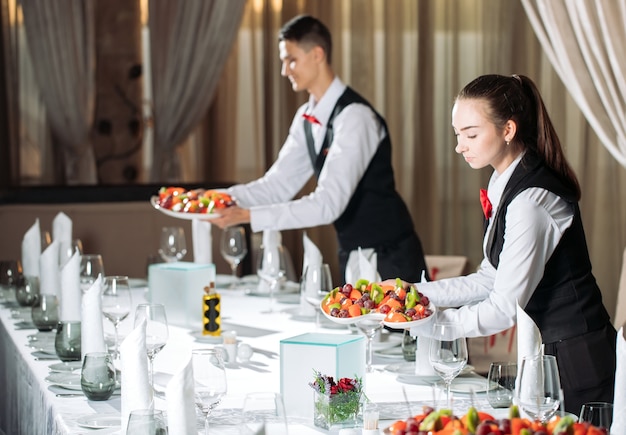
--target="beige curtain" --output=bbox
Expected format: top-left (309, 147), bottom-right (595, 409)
top-left (206, 0), bottom-right (626, 317)
top-left (19, 0), bottom-right (97, 185)
top-left (148, 0), bottom-right (246, 182)
top-left (521, 0), bottom-right (626, 168)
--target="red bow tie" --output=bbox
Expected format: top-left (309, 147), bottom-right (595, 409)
top-left (302, 113), bottom-right (322, 125)
top-left (480, 189), bottom-right (492, 219)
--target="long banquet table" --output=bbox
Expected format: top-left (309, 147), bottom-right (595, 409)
top-left (0, 277), bottom-right (503, 434)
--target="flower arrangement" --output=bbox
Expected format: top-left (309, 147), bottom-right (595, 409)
top-left (310, 370), bottom-right (363, 430)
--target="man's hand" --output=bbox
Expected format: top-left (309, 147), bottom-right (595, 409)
top-left (211, 205), bottom-right (251, 229)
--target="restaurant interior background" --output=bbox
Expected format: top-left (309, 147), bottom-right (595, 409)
top-left (1, 0), bottom-right (625, 324)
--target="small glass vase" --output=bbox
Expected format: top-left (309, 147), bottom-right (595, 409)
top-left (313, 390), bottom-right (361, 430)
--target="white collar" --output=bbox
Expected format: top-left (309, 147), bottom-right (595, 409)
top-left (305, 77), bottom-right (346, 126)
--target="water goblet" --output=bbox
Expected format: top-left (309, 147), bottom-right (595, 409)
top-left (220, 225), bottom-right (248, 288)
top-left (256, 244), bottom-right (286, 313)
top-left (31, 294), bottom-right (60, 331)
top-left (429, 322), bottom-right (468, 409)
top-left (192, 348), bottom-right (227, 435)
top-left (126, 409), bottom-right (168, 435)
top-left (516, 354), bottom-right (561, 424)
top-left (15, 274), bottom-right (39, 307)
top-left (401, 330), bottom-right (417, 362)
top-left (301, 263), bottom-right (333, 325)
top-left (134, 303), bottom-right (169, 392)
top-left (60, 238), bottom-right (83, 267)
top-left (101, 276), bottom-right (132, 361)
top-left (240, 392), bottom-right (288, 435)
top-left (0, 259), bottom-right (21, 304)
top-left (487, 361), bottom-right (517, 408)
top-left (158, 226), bottom-right (187, 262)
top-left (55, 320), bottom-right (82, 361)
top-left (579, 401), bottom-right (613, 430)
top-left (80, 254), bottom-right (105, 292)
top-left (81, 352), bottom-right (116, 401)
top-left (355, 316), bottom-right (384, 373)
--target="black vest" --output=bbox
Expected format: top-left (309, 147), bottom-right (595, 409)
top-left (303, 87), bottom-right (416, 252)
top-left (486, 152), bottom-right (610, 343)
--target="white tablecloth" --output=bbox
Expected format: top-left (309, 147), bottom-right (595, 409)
top-left (0, 278), bottom-right (501, 435)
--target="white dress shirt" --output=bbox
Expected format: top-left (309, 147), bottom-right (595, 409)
top-left (228, 77), bottom-right (385, 233)
top-left (411, 152), bottom-right (575, 338)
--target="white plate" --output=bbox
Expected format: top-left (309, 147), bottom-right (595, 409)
top-left (45, 372), bottom-right (82, 390)
top-left (189, 330), bottom-right (224, 344)
top-left (374, 346), bottom-right (404, 359)
top-left (27, 331), bottom-right (56, 342)
top-left (449, 377), bottom-right (495, 394)
top-left (150, 196), bottom-right (221, 220)
top-left (76, 413), bottom-right (121, 429)
top-left (381, 302), bottom-right (437, 330)
top-left (49, 361), bottom-right (82, 373)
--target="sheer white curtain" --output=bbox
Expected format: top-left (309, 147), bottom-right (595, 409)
top-left (521, 0), bottom-right (626, 168)
top-left (19, 0), bottom-right (97, 184)
top-left (148, 0), bottom-right (246, 182)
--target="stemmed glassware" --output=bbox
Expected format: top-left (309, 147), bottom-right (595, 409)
top-left (192, 348), bottom-right (227, 435)
top-left (134, 303), bottom-right (169, 393)
top-left (355, 317), bottom-right (384, 373)
top-left (429, 322), bottom-right (468, 409)
top-left (220, 226), bottom-right (248, 288)
top-left (302, 263), bottom-right (333, 327)
top-left (80, 254), bottom-right (105, 292)
top-left (256, 243), bottom-right (287, 313)
top-left (158, 226), bottom-right (187, 262)
top-left (240, 392), bottom-right (289, 435)
top-left (101, 276), bottom-right (132, 361)
top-left (516, 354), bottom-right (561, 424)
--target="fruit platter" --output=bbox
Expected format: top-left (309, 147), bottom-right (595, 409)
top-left (150, 186), bottom-right (235, 220)
top-left (320, 278), bottom-right (435, 328)
top-left (384, 405), bottom-right (606, 435)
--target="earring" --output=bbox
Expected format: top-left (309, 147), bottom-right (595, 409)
top-left (506, 141), bottom-right (510, 146)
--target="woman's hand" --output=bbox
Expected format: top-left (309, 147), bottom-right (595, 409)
top-left (378, 278), bottom-right (411, 290)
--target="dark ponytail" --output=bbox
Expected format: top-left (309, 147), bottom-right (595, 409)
top-left (457, 74), bottom-right (581, 200)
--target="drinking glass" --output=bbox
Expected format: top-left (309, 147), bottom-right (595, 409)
top-left (256, 244), bottom-right (287, 313)
top-left (134, 303), bottom-right (169, 391)
top-left (101, 276), bottom-right (132, 361)
top-left (126, 409), bottom-right (168, 435)
top-left (60, 238), bottom-right (83, 267)
top-left (240, 392), bottom-right (288, 435)
top-left (55, 320), bottom-right (82, 361)
top-left (301, 263), bottom-right (333, 325)
top-left (579, 401), bottom-right (613, 430)
top-left (158, 226), bottom-right (187, 262)
top-left (31, 294), bottom-right (60, 331)
top-left (220, 225), bottom-right (248, 288)
top-left (486, 361), bottom-right (517, 408)
top-left (80, 254), bottom-right (105, 292)
top-left (15, 274), bottom-right (39, 307)
top-left (516, 354), bottom-right (561, 424)
top-left (192, 348), bottom-right (228, 435)
top-left (429, 322), bottom-right (468, 409)
top-left (402, 330), bottom-right (417, 362)
top-left (81, 352), bottom-right (116, 401)
top-left (0, 259), bottom-right (21, 304)
top-left (355, 316), bottom-right (384, 373)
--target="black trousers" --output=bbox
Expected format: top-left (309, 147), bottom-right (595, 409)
top-left (544, 323), bottom-right (617, 414)
top-left (338, 231), bottom-right (429, 284)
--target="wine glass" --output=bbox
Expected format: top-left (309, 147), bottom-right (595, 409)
top-left (355, 316), bottom-right (384, 373)
top-left (240, 392), bottom-right (288, 435)
top-left (80, 254), bottom-right (105, 293)
top-left (579, 401), bottom-right (613, 430)
top-left (192, 348), bottom-right (228, 435)
top-left (101, 276), bottom-right (132, 361)
top-left (0, 259), bottom-right (21, 304)
top-left (516, 354), bottom-right (561, 424)
top-left (220, 226), bottom-right (248, 288)
top-left (429, 322), bottom-right (468, 409)
top-left (134, 303), bottom-right (169, 393)
top-left (59, 238), bottom-right (83, 267)
top-left (126, 409), bottom-right (168, 435)
top-left (158, 226), bottom-right (187, 262)
top-left (256, 243), bottom-right (287, 313)
top-left (302, 263), bottom-right (333, 327)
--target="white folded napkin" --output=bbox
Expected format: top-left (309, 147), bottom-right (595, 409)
top-left (165, 354), bottom-right (196, 435)
top-left (515, 301), bottom-right (542, 391)
top-left (21, 219), bottom-right (41, 277)
top-left (59, 248), bottom-right (81, 321)
top-left (611, 326), bottom-right (626, 435)
top-left (81, 275), bottom-right (106, 356)
top-left (257, 230), bottom-right (282, 293)
top-left (345, 247), bottom-right (380, 284)
top-left (192, 219), bottom-right (212, 264)
top-left (299, 233), bottom-right (323, 316)
top-left (53, 212), bottom-right (73, 266)
top-left (120, 319), bottom-right (153, 433)
top-left (39, 240), bottom-right (60, 296)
